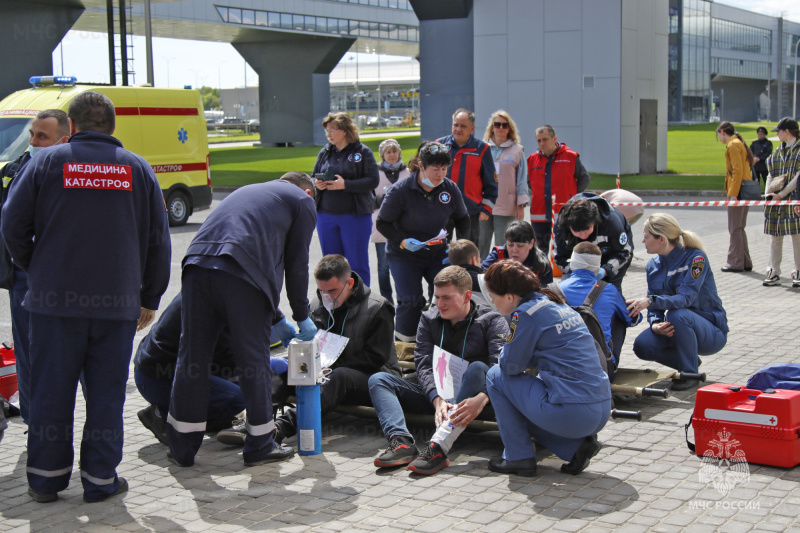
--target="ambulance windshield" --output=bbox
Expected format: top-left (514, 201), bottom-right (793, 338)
top-left (0, 118), bottom-right (33, 164)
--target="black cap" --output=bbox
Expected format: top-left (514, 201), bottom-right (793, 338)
top-left (772, 117), bottom-right (799, 132)
top-left (756, 126), bottom-right (768, 135)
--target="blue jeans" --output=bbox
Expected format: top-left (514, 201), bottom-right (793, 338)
top-left (633, 308), bottom-right (727, 373)
top-left (135, 368), bottom-right (245, 425)
top-left (368, 361), bottom-right (490, 443)
top-left (388, 255), bottom-right (445, 341)
top-left (486, 365), bottom-right (611, 462)
top-left (375, 242), bottom-right (393, 305)
top-left (316, 212), bottom-right (373, 285)
top-left (10, 267), bottom-right (29, 423)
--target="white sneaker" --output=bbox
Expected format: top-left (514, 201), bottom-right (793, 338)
top-left (792, 271), bottom-right (800, 288)
top-left (763, 269), bottom-right (780, 286)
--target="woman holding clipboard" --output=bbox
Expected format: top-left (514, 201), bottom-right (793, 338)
top-left (377, 141), bottom-right (471, 342)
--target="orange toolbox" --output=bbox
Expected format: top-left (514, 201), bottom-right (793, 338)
top-left (692, 383), bottom-right (800, 468)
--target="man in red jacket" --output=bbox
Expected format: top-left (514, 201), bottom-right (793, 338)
top-left (527, 125), bottom-right (591, 253)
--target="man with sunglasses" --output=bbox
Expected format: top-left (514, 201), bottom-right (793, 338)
top-left (527, 125), bottom-right (591, 253)
top-left (216, 254), bottom-right (400, 447)
top-left (436, 109), bottom-right (498, 247)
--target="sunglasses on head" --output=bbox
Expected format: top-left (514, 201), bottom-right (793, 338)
top-left (493, 122), bottom-right (510, 129)
top-left (423, 142), bottom-right (448, 155)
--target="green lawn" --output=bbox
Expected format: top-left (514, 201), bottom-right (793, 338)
top-left (210, 122), bottom-right (779, 189)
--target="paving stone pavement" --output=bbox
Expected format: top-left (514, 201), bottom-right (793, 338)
top-left (2, 209), bottom-right (800, 532)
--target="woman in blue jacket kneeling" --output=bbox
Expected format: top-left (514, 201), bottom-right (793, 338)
top-left (484, 260), bottom-right (611, 477)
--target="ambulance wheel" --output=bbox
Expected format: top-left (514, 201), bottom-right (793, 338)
top-left (167, 191), bottom-right (190, 226)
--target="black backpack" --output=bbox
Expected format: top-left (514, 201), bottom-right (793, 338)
top-left (548, 281), bottom-right (617, 383)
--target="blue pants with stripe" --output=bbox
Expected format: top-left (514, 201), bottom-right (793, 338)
top-left (10, 267), bottom-right (30, 423)
top-left (633, 308), bottom-right (727, 373)
top-left (316, 212), bottom-right (372, 286)
top-left (486, 366), bottom-right (610, 462)
top-left (167, 266), bottom-right (277, 465)
top-left (26, 313), bottom-right (136, 500)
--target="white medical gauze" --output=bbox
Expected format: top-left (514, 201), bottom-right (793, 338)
top-left (568, 252), bottom-right (601, 274)
top-left (430, 408), bottom-right (466, 454)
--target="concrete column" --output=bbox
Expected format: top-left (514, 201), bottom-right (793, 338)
top-left (411, 0), bottom-right (475, 141)
top-left (0, 0), bottom-right (84, 98)
top-left (233, 33), bottom-right (354, 147)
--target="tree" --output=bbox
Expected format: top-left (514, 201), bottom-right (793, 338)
top-left (200, 86), bottom-right (220, 110)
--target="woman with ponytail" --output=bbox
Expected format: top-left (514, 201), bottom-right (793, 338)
top-left (716, 121), bottom-right (754, 272)
top-left (626, 213), bottom-right (728, 391)
top-left (483, 260), bottom-right (611, 477)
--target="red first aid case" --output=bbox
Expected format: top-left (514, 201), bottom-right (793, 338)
top-left (0, 344), bottom-right (17, 401)
top-left (692, 383), bottom-right (800, 468)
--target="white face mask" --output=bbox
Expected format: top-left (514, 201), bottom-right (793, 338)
top-left (27, 145), bottom-right (41, 157)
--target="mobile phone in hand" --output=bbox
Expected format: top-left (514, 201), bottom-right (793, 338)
top-left (315, 168), bottom-right (337, 181)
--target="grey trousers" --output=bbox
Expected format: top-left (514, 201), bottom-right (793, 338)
top-left (726, 205), bottom-right (752, 270)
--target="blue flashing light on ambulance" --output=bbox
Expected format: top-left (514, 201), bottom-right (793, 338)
top-left (0, 76), bottom-right (212, 226)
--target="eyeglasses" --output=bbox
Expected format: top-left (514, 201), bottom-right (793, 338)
top-left (325, 128), bottom-right (339, 135)
top-left (493, 122), bottom-right (510, 129)
top-left (423, 142), bottom-right (448, 155)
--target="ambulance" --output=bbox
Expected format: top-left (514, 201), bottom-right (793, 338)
top-left (0, 76), bottom-right (212, 226)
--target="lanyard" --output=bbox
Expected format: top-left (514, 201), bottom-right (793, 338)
top-left (439, 313), bottom-right (474, 359)
top-left (339, 308), bottom-right (349, 336)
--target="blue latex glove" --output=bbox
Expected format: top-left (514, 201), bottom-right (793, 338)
top-left (270, 356), bottom-right (289, 374)
top-left (296, 317), bottom-right (318, 341)
top-left (405, 238), bottom-right (427, 252)
top-left (273, 317), bottom-right (297, 347)
top-left (596, 268), bottom-right (607, 280)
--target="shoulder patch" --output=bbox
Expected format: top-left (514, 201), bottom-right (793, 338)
top-left (511, 312), bottom-right (519, 322)
top-left (691, 255), bottom-right (705, 279)
top-left (619, 233), bottom-right (628, 246)
top-left (439, 191), bottom-right (451, 204)
top-left (506, 321), bottom-right (517, 343)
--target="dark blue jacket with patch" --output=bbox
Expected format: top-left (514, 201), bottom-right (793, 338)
top-left (313, 141), bottom-right (379, 215)
top-left (1, 131), bottom-right (171, 320)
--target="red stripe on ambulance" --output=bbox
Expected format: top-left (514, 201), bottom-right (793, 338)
top-left (63, 163), bottom-right (133, 191)
top-left (151, 162), bottom-right (208, 173)
top-left (115, 107), bottom-right (199, 116)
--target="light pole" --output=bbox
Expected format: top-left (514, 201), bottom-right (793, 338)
top-left (161, 56), bottom-right (174, 88)
top-left (794, 37), bottom-right (800, 119)
top-left (764, 35), bottom-right (771, 122)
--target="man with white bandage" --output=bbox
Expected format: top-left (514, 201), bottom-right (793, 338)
top-left (554, 242), bottom-right (641, 369)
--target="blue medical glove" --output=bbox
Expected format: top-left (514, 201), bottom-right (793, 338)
top-left (270, 356), bottom-right (289, 375)
top-left (273, 317), bottom-right (297, 347)
top-left (296, 317), bottom-right (318, 341)
top-left (596, 268), bottom-right (607, 280)
top-left (405, 238), bottom-right (427, 252)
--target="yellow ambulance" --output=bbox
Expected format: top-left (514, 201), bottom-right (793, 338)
top-left (0, 76), bottom-right (211, 226)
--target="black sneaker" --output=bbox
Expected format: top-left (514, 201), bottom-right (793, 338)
top-left (407, 442), bottom-right (448, 475)
top-left (374, 435), bottom-right (417, 468)
top-left (216, 418), bottom-right (246, 446)
top-left (488, 457), bottom-right (538, 477)
top-left (83, 477), bottom-right (129, 503)
top-left (138, 405), bottom-right (168, 446)
top-left (244, 444), bottom-right (295, 466)
top-left (561, 435), bottom-right (602, 475)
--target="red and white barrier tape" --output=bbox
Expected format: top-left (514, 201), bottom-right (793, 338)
top-left (609, 200), bottom-right (800, 207)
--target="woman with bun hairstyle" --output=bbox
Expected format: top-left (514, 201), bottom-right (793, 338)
top-left (483, 260), bottom-right (611, 477)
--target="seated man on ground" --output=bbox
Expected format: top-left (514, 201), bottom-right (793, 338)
top-left (134, 293), bottom-right (292, 444)
top-left (482, 220), bottom-right (553, 285)
top-left (368, 266), bottom-right (509, 475)
top-left (217, 254), bottom-right (400, 445)
top-left (552, 242), bottom-right (642, 367)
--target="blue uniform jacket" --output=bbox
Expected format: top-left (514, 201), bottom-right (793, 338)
top-left (481, 244), bottom-right (553, 285)
top-left (500, 292), bottom-right (611, 405)
top-left (436, 134), bottom-right (498, 217)
top-left (376, 173), bottom-right (469, 262)
top-left (553, 192), bottom-right (633, 286)
top-left (558, 270), bottom-right (642, 349)
top-left (184, 180), bottom-right (316, 322)
top-left (415, 301), bottom-right (509, 403)
top-left (313, 141), bottom-right (379, 215)
top-left (646, 247), bottom-right (728, 333)
top-left (1, 131), bottom-right (171, 320)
